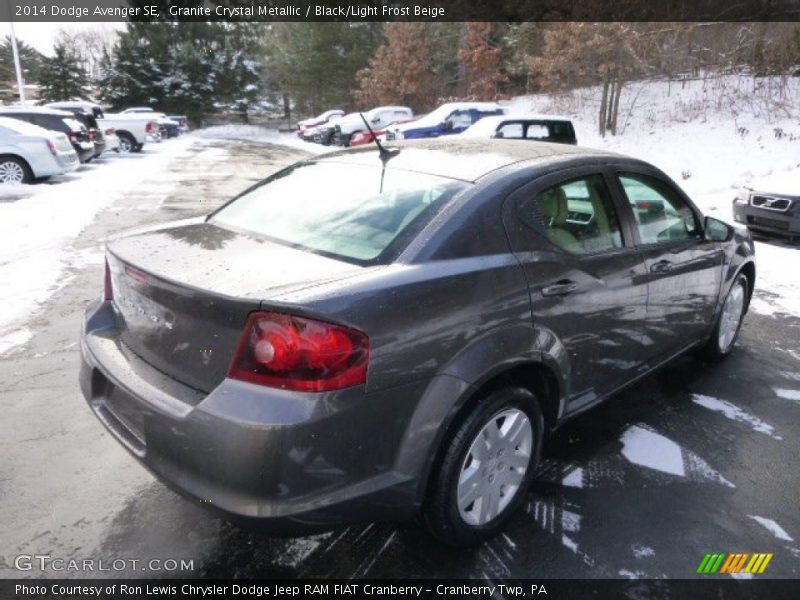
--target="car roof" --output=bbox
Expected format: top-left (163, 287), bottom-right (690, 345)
top-left (0, 106), bottom-right (74, 117)
top-left (313, 138), bottom-right (620, 182)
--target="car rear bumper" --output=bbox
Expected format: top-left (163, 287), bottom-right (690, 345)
top-left (733, 203), bottom-right (800, 237)
top-left (73, 142), bottom-right (96, 163)
top-left (79, 300), bottom-right (424, 532)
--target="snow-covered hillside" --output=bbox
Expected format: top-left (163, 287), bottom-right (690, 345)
top-left (508, 74), bottom-right (800, 318)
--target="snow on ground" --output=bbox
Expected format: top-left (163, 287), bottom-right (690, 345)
top-left (0, 138), bottom-right (196, 355)
top-left (748, 515), bottom-right (794, 542)
top-left (509, 74), bottom-right (800, 319)
top-left (194, 124), bottom-right (331, 155)
top-left (691, 393), bottom-right (782, 440)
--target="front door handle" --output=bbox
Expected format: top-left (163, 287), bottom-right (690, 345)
top-left (650, 259), bottom-right (673, 273)
top-left (541, 279), bottom-right (579, 297)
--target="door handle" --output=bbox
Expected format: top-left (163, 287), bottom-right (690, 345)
top-left (541, 279), bottom-right (579, 297)
top-left (650, 259), bottom-right (673, 273)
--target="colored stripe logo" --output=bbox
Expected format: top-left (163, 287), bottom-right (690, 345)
top-left (697, 552), bottom-right (773, 574)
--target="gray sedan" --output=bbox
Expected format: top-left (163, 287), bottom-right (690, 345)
top-left (80, 139), bottom-right (755, 545)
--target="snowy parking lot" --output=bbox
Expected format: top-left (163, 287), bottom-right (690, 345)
top-left (1, 109), bottom-right (799, 579)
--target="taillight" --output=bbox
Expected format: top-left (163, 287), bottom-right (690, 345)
top-left (69, 133), bottom-right (78, 143)
top-left (103, 258), bottom-right (113, 301)
top-left (89, 130), bottom-right (96, 141)
top-left (228, 311), bottom-right (369, 392)
top-left (636, 201), bottom-right (652, 210)
top-left (45, 139), bottom-right (57, 155)
top-left (105, 128), bottom-right (115, 135)
top-left (146, 122), bottom-right (155, 133)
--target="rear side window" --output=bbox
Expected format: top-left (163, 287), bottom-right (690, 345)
top-left (211, 162), bottom-right (468, 263)
top-left (520, 174), bottom-right (624, 254)
top-left (496, 123), bottom-right (524, 138)
top-left (618, 174), bottom-right (701, 244)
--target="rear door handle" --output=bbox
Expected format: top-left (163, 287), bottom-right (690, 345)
top-left (541, 280), bottom-right (579, 297)
top-left (650, 259), bottom-right (673, 273)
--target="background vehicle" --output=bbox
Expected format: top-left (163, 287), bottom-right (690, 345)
top-left (119, 108), bottom-right (179, 138)
top-left (0, 116), bottom-right (79, 183)
top-left (296, 109), bottom-right (345, 138)
top-left (0, 107), bottom-right (95, 162)
top-left (733, 171), bottom-right (800, 241)
top-left (387, 102), bottom-right (505, 139)
top-left (44, 100), bottom-right (105, 119)
top-left (80, 139), bottom-right (754, 546)
top-left (460, 114), bottom-right (577, 144)
top-left (98, 114), bottom-right (157, 153)
top-left (348, 118), bottom-right (416, 147)
top-left (167, 115), bottom-right (189, 134)
top-left (302, 113), bottom-right (344, 145)
top-left (331, 106), bottom-right (413, 146)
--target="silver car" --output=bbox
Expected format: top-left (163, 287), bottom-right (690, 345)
top-left (0, 117), bottom-right (79, 183)
top-left (733, 171), bottom-right (799, 241)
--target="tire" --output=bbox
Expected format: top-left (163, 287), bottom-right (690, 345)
top-left (422, 386), bottom-right (543, 546)
top-left (117, 132), bottom-right (135, 154)
top-left (133, 143), bottom-right (144, 153)
top-left (0, 156), bottom-right (32, 184)
top-left (700, 273), bottom-right (748, 361)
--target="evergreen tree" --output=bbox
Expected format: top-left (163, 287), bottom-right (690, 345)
top-left (37, 42), bottom-right (89, 102)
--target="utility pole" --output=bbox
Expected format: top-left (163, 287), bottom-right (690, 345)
top-left (9, 20), bottom-right (26, 103)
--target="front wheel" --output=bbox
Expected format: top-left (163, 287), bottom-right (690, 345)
top-left (701, 273), bottom-right (748, 361)
top-left (422, 387), bottom-right (543, 546)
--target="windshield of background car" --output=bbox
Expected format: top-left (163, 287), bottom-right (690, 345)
top-left (211, 161), bottom-right (469, 263)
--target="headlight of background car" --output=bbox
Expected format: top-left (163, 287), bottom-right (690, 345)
top-left (733, 188), bottom-right (749, 204)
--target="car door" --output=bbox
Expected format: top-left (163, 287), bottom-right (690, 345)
top-left (443, 110), bottom-right (474, 135)
top-left (610, 170), bottom-right (724, 356)
top-left (503, 167), bottom-right (651, 411)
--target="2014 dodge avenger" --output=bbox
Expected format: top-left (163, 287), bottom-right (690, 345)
top-left (80, 139), bottom-right (755, 545)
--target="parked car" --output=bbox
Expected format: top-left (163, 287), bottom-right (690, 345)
top-left (167, 115), bottom-right (189, 134)
top-left (302, 113), bottom-right (344, 145)
top-left (296, 109), bottom-right (345, 138)
top-left (120, 108), bottom-right (180, 138)
top-left (348, 118), bottom-right (416, 147)
top-left (0, 107), bottom-right (95, 162)
top-left (331, 106), bottom-right (413, 146)
top-left (80, 139), bottom-right (754, 546)
top-left (45, 100), bottom-right (105, 119)
top-left (44, 103), bottom-right (109, 159)
top-left (733, 170), bottom-right (799, 241)
top-left (98, 114), bottom-right (157, 153)
top-left (460, 114), bottom-right (577, 144)
top-left (386, 102), bottom-right (505, 140)
top-left (0, 116), bottom-right (79, 183)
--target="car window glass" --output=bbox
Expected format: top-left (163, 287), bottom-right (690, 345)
top-left (62, 118), bottom-right (84, 131)
top-left (212, 162), bottom-right (468, 263)
top-left (496, 123), bottom-right (523, 138)
top-left (446, 110), bottom-right (473, 129)
top-left (619, 174), bottom-right (700, 244)
top-left (525, 124), bottom-right (550, 139)
top-left (521, 174), bottom-right (624, 254)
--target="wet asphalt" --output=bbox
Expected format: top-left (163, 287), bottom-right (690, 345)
top-left (1, 138), bottom-right (799, 581)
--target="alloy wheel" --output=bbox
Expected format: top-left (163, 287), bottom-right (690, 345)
top-left (457, 408), bottom-right (533, 526)
top-left (0, 160), bottom-right (25, 183)
top-left (718, 282), bottom-right (745, 353)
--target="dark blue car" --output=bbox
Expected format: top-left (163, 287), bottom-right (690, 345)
top-left (388, 102), bottom-right (505, 140)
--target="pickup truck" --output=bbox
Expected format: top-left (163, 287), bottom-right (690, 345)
top-left (97, 114), bottom-right (159, 153)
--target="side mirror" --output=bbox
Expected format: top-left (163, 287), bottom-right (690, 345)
top-left (704, 216), bottom-right (734, 242)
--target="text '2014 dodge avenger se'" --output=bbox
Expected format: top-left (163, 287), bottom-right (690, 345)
top-left (80, 139), bottom-right (755, 545)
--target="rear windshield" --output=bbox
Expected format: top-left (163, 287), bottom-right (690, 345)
top-left (211, 161), bottom-right (468, 263)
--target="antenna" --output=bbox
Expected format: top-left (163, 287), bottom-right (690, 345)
top-left (359, 113), bottom-right (399, 164)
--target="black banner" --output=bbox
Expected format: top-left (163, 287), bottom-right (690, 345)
top-left (3, 579), bottom-right (800, 600)
top-left (2, 0), bottom-right (800, 22)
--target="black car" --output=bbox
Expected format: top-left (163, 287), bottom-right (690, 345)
top-left (0, 107), bottom-right (96, 163)
top-left (80, 140), bottom-right (754, 545)
top-left (62, 110), bottom-right (106, 160)
top-left (462, 115), bottom-right (578, 144)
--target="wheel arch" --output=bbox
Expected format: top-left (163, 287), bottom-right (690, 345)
top-left (0, 153), bottom-right (34, 180)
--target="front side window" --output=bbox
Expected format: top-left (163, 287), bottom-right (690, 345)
top-left (446, 110), bottom-right (473, 129)
top-left (496, 123), bottom-right (524, 138)
top-left (618, 174), bottom-right (700, 244)
top-left (521, 174), bottom-right (624, 254)
top-left (211, 162), bottom-right (468, 263)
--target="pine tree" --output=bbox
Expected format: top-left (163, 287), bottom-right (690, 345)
top-left (37, 42), bottom-right (88, 102)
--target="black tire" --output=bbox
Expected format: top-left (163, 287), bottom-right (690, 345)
top-left (0, 155), bottom-right (32, 184)
top-left (133, 143), bottom-right (144, 153)
top-left (700, 273), bottom-right (748, 362)
top-left (117, 132), bottom-right (136, 154)
top-left (422, 386), bottom-right (543, 546)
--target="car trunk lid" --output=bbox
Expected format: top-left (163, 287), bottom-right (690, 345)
top-left (107, 220), bottom-right (362, 393)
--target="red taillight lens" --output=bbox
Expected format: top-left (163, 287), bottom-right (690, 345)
top-left (105, 128), bottom-right (115, 135)
top-left (89, 130), bottom-right (96, 141)
top-left (146, 122), bottom-right (155, 133)
top-left (636, 201), bottom-right (652, 210)
top-left (228, 312), bottom-right (369, 392)
top-left (103, 258), bottom-right (113, 301)
top-left (45, 139), bottom-right (57, 155)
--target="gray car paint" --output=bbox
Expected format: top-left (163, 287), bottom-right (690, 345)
top-left (80, 139), bottom-right (755, 531)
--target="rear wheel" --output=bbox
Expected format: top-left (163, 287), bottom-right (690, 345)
top-left (701, 273), bottom-right (748, 361)
top-left (422, 386), bottom-right (543, 546)
top-left (117, 132), bottom-right (135, 154)
top-left (0, 156), bottom-right (31, 184)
